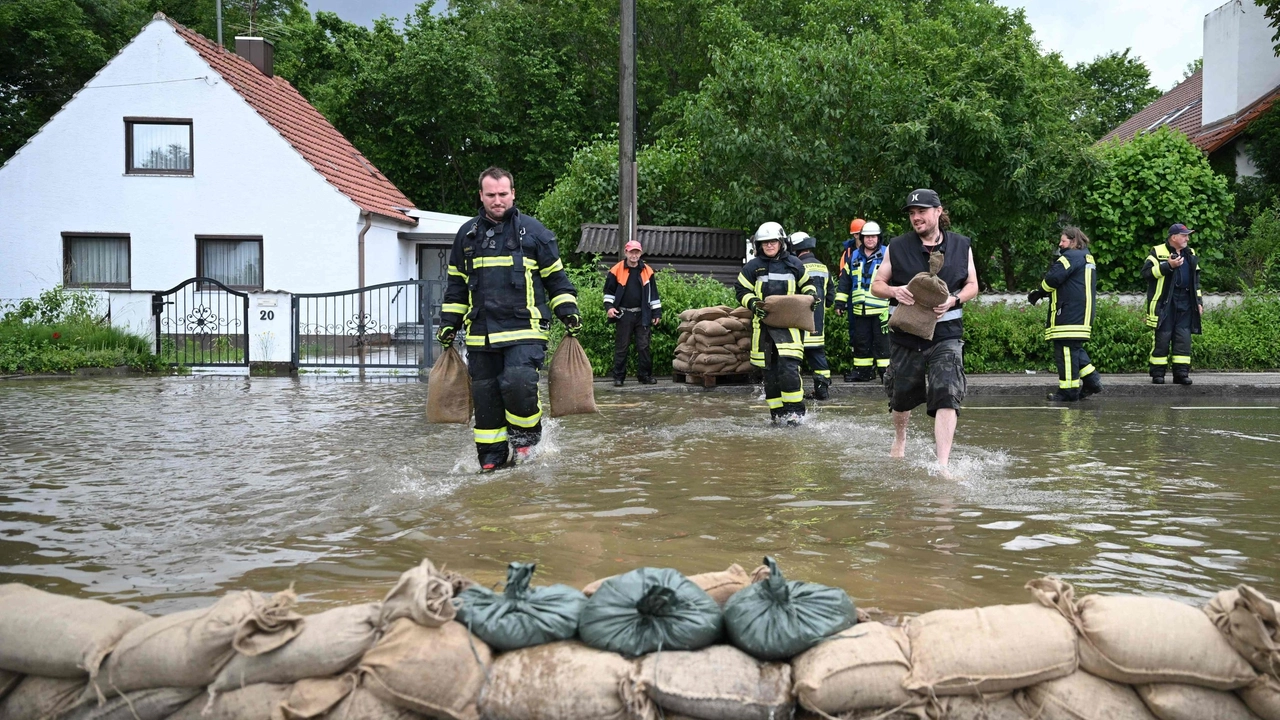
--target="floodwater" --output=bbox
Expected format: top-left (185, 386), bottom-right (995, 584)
top-left (1, 377), bottom-right (1278, 616)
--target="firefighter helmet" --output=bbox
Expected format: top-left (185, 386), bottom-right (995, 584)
top-left (849, 218), bottom-right (866, 235)
top-left (860, 221), bottom-right (882, 237)
top-left (788, 231), bottom-right (816, 252)
top-left (752, 222), bottom-right (787, 255)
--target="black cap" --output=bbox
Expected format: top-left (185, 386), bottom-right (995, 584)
top-left (903, 188), bottom-right (941, 210)
top-left (1168, 223), bottom-right (1194, 236)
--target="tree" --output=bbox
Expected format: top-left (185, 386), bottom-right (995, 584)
top-left (1072, 49), bottom-right (1162, 140)
top-left (1079, 128), bottom-right (1233, 291)
top-left (1258, 0), bottom-right (1280, 53)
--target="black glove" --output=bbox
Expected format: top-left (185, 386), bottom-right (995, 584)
top-left (747, 298), bottom-right (768, 319)
top-left (1026, 289), bottom-right (1048, 306)
top-left (802, 286), bottom-right (818, 298)
top-left (563, 313), bottom-right (583, 336)
top-left (436, 324), bottom-right (457, 348)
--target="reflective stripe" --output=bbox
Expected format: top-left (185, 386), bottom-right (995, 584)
top-left (780, 390), bottom-right (804, 404)
top-left (766, 397), bottom-right (784, 409)
top-left (441, 303), bottom-right (469, 315)
top-left (938, 308), bottom-right (962, 322)
top-left (539, 259), bottom-right (564, 277)
top-left (448, 266), bottom-right (468, 279)
top-left (549, 293), bottom-right (576, 308)
top-left (603, 294), bottom-right (616, 304)
top-left (1149, 356), bottom-right (1169, 365)
top-left (876, 358), bottom-right (890, 368)
top-left (488, 328), bottom-right (547, 343)
top-left (473, 257), bottom-right (515, 268)
top-left (738, 274), bottom-right (755, 291)
top-left (506, 408), bottom-right (541, 428)
top-left (1045, 324), bottom-right (1091, 340)
top-left (1080, 364), bottom-right (1096, 376)
top-left (834, 292), bottom-right (849, 302)
top-left (853, 358), bottom-right (874, 367)
top-left (814, 369), bottom-right (830, 378)
top-left (1057, 256), bottom-right (1071, 270)
top-left (474, 427), bottom-right (508, 444)
top-left (741, 293), bottom-right (759, 308)
top-left (650, 300), bottom-right (662, 308)
top-left (766, 273), bottom-right (795, 282)
top-left (1172, 355), bottom-right (1191, 364)
top-left (777, 346), bottom-right (805, 360)
top-left (1041, 279), bottom-right (1053, 293)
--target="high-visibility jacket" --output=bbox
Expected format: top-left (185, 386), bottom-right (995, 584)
top-left (835, 244), bottom-right (890, 316)
top-left (735, 250), bottom-right (816, 367)
top-left (1039, 249), bottom-right (1097, 341)
top-left (795, 250), bottom-right (830, 347)
top-left (440, 208), bottom-right (579, 348)
top-left (1140, 242), bottom-right (1202, 333)
top-left (603, 260), bottom-right (662, 326)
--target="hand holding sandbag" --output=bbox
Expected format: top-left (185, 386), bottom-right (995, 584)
top-left (722, 557), bottom-right (855, 661)
top-left (887, 272), bottom-right (951, 340)
top-left (426, 347), bottom-right (472, 424)
top-left (549, 336), bottom-right (597, 417)
top-left (455, 562), bottom-right (587, 652)
top-left (578, 567), bottom-right (722, 657)
top-left (760, 295), bottom-right (816, 332)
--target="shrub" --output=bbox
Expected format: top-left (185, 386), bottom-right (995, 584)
top-left (1197, 294), bottom-right (1280, 370)
top-left (0, 286), bottom-right (158, 373)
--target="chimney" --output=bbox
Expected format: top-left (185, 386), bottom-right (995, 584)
top-left (1202, 2), bottom-right (1280, 126)
top-left (234, 36), bottom-right (274, 78)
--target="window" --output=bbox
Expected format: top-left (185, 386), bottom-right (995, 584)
top-left (63, 233), bottom-right (130, 288)
top-left (125, 118), bottom-right (193, 175)
top-left (197, 236), bottom-right (263, 291)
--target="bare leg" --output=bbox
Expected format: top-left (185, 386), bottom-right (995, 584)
top-left (891, 410), bottom-right (910, 457)
top-left (934, 408), bottom-right (957, 466)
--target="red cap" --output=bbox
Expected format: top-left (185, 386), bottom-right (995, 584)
top-left (624, 240), bottom-right (642, 252)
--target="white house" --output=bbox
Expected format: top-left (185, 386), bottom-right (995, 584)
top-left (0, 14), bottom-right (471, 362)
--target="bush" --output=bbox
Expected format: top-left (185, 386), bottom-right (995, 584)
top-left (0, 286), bottom-right (158, 373)
top-left (1197, 294), bottom-right (1280, 370)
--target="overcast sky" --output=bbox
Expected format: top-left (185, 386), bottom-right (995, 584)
top-left (306, 0), bottom-right (1232, 90)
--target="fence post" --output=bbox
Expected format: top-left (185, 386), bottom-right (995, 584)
top-left (243, 292), bottom-right (251, 366)
top-left (290, 295), bottom-right (299, 369)
top-left (421, 282), bottom-right (433, 374)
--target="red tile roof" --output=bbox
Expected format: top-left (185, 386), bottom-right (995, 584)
top-left (165, 15), bottom-right (416, 225)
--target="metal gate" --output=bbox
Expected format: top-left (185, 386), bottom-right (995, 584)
top-left (152, 278), bottom-right (250, 366)
top-left (291, 280), bottom-right (436, 372)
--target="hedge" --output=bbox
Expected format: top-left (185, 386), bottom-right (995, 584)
top-left (551, 270), bottom-right (1280, 375)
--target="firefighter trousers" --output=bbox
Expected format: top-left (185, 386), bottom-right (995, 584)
top-left (1053, 339), bottom-right (1098, 399)
top-left (468, 343), bottom-right (545, 466)
top-left (762, 328), bottom-right (805, 420)
top-left (849, 311), bottom-right (890, 377)
top-left (1150, 294), bottom-right (1193, 379)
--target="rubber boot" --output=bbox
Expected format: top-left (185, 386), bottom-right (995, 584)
top-left (1047, 389), bottom-right (1080, 402)
top-left (851, 368), bottom-right (873, 382)
top-left (1151, 374), bottom-right (1165, 385)
top-left (1173, 367), bottom-right (1193, 385)
top-left (1081, 373), bottom-right (1103, 398)
top-left (813, 378), bottom-right (830, 401)
top-left (843, 371), bottom-right (856, 382)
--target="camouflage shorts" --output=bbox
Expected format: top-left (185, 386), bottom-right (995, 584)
top-left (883, 338), bottom-right (966, 417)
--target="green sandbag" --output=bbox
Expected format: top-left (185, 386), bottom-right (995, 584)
top-left (723, 557), bottom-right (856, 661)
top-left (577, 568), bottom-right (723, 657)
top-left (455, 562), bottom-right (587, 652)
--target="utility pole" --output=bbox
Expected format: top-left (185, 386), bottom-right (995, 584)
top-left (618, 0), bottom-right (637, 259)
top-left (216, 0), bottom-right (223, 47)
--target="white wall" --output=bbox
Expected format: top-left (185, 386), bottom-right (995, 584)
top-left (1202, 1), bottom-right (1280, 126)
top-left (248, 291), bottom-right (291, 361)
top-left (0, 19), bottom-right (411, 301)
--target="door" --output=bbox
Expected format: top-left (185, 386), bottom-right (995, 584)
top-left (417, 244), bottom-right (449, 325)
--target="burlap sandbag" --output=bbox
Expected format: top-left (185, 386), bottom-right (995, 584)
top-left (760, 295), bottom-right (815, 332)
top-left (479, 640), bottom-right (647, 720)
top-left (677, 331), bottom-right (691, 346)
top-left (729, 306), bottom-right (752, 319)
top-left (1073, 593), bottom-right (1257, 689)
top-left (0, 669), bottom-right (20, 701)
top-left (677, 320), bottom-right (695, 333)
top-left (736, 336), bottom-right (751, 349)
top-left (691, 307), bottom-right (729, 322)
top-left (211, 602), bottom-right (380, 692)
top-left (379, 559), bottom-right (459, 630)
top-left (938, 694), bottom-right (1028, 720)
top-left (638, 644), bottom-right (791, 720)
top-left (0, 675), bottom-right (87, 719)
top-left (1135, 683), bottom-right (1259, 720)
top-left (62, 686), bottom-right (202, 720)
top-left (359, 619), bottom-right (489, 720)
top-left (673, 358), bottom-right (691, 373)
top-left (426, 346), bottom-right (473, 424)
top-left (549, 336), bottom-right (598, 417)
top-left (104, 590), bottom-right (304, 694)
top-left (275, 674), bottom-right (357, 720)
top-left (717, 316), bottom-right (746, 333)
top-left (169, 682), bottom-right (292, 720)
top-left (1015, 670), bottom-right (1158, 720)
top-left (694, 320), bottom-right (731, 337)
top-left (791, 622), bottom-right (921, 717)
top-left (1241, 675), bottom-right (1280, 720)
top-left (1205, 585), bottom-right (1280, 677)
top-left (0, 584), bottom-right (150, 681)
top-left (735, 360), bottom-right (753, 373)
top-left (903, 601), bottom-right (1076, 696)
top-left (887, 272), bottom-right (950, 341)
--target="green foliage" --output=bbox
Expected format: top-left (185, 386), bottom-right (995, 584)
top-left (1197, 294), bottom-right (1280, 370)
top-left (1072, 49), bottom-right (1162, 141)
top-left (1245, 103), bottom-right (1280, 187)
top-left (1079, 128), bottom-right (1233, 291)
top-left (0, 287), bottom-right (158, 373)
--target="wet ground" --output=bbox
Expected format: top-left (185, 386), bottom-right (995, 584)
top-left (1, 376), bottom-right (1278, 615)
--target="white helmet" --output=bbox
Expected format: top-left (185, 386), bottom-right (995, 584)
top-left (752, 222), bottom-right (787, 245)
top-left (860, 221), bottom-right (882, 237)
top-left (788, 231), bottom-right (816, 251)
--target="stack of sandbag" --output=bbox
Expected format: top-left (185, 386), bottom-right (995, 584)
top-left (673, 306), bottom-right (754, 376)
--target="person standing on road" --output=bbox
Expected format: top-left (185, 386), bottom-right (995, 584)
top-left (1027, 226), bottom-right (1102, 401)
top-left (788, 231), bottom-right (832, 400)
top-left (437, 166), bottom-right (581, 471)
top-left (834, 221), bottom-right (890, 382)
top-left (870, 189), bottom-right (979, 468)
top-left (736, 222), bottom-right (818, 424)
top-left (1141, 223), bottom-right (1203, 385)
top-left (604, 240), bottom-right (662, 386)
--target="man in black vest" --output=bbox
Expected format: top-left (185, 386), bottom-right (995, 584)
top-left (870, 189), bottom-right (979, 468)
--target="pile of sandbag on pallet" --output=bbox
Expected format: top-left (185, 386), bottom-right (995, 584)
top-left (672, 305), bottom-right (754, 376)
top-left (3, 562), bottom-right (1280, 720)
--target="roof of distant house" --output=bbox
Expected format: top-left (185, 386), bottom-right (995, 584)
top-left (165, 14), bottom-right (416, 225)
top-left (577, 224), bottom-right (746, 259)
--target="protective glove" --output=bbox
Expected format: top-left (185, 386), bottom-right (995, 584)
top-left (747, 298), bottom-right (768, 320)
top-left (563, 313), bottom-right (583, 336)
top-left (802, 286), bottom-right (818, 298)
top-left (833, 301), bottom-right (846, 316)
top-left (436, 324), bottom-right (457, 348)
top-left (1026, 289), bottom-right (1048, 306)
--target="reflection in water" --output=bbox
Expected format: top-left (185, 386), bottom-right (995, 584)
top-left (1, 377), bottom-right (1278, 615)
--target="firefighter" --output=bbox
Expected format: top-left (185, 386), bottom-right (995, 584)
top-left (788, 231), bottom-right (832, 400)
top-left (437, 167), bottom-right (581, 471)
top-left (736, 222), bottom-right (818, 424)
top-left (1141, 223), bottom-right (1203, 385)
top-left (604, 239), bottom-right (662, 386)
top-left (1027, 226), bottom-right (1103, 401)
top-left (834, 221), bottom-right (890, 381)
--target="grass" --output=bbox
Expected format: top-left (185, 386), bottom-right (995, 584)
top-left (0, 320), bottom-right (159, 374)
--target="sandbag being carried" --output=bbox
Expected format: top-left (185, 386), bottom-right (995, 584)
top-left (359, 619), bottom-right (489, 720)
top-left (426, 346), bottom-right (473, 424)
top-left (62, 686), bottom-right (201, 720)
top-left (722, 556), bottom-right (856, 661)
top-left (1135, 683), bottom-right (1259, 720)
top-left (0, 584), bottom-right (150, 681)
top-left (211, 602), bottom-right (380, 693)
top-left (1204, 585), bottom-right (1280, 677)
top-left (0, 676), bottom-right (87, 719)
top-left (480, 640), bottom-right (645, 720)
top-left (639, 644), bottom-right (791, 720)
top-left (1015, 670), bottom-right (1157, 720)
top-left (169, 682), bottom-right (292, 720)
top-left (887, 272), bottom-right (950, 341)
top-left (760, 295), bottom-right (816, 332)
top-left (549, 336), bottom-right (598, 418)
top-left (791, 622), bottom-right (919, 718)
top-left (578, 567), bottom-right (722, 657)
top-left (104, 590), bottom-right (304, 694)
top-left (455, 561), bottom-right (587, 651)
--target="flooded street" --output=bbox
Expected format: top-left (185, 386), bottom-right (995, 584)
top-left (2, 377), bottom-right (1278, 616)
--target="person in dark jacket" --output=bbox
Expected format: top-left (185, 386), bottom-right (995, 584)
top-left (735, 222), bottom-right (818, 424)
top-left (1027, 226), bottom-right (1102, 401)
top-left (437, 167), bottom-right (581, 471)
top-left (1141, 223), bottom-right (1203, 385)
top-left (604, 239), bottom-right (662, 386)
top-left (834, 221), bottom-right (891, 382)
top-left (870, 189), bottom-right (979, 468)
top-left (788, 231), bottom-right (832, 400)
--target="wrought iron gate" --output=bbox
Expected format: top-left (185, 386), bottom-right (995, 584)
top-left (291, 280), bottom-right (436, 372)
top-left (152, 278), bottom-right (250, 366)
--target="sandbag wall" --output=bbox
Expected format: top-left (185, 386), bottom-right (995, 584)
top-left (2, 565), bottom-right (1279, 720)
top-left (672, 305), bottom-right (754, 376)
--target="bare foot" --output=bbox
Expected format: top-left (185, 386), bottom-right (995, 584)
top-left (890, 440), bottom-right (906, 458)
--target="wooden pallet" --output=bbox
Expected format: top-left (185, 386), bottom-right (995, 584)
top-left (672, 370), bottom-right (756, 388)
